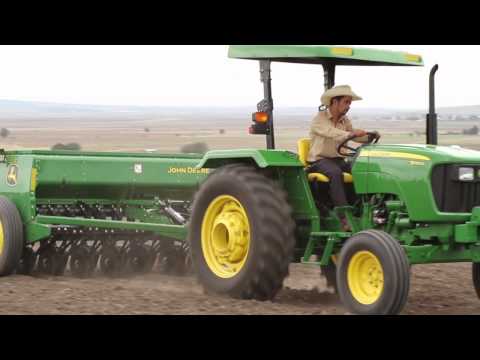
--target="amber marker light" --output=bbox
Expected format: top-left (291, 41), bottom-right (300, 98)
top-left (254, 112), bottom-right (269, 123)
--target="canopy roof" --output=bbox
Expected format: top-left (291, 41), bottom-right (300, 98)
top-left (228, 45), bottom-right (424, 66)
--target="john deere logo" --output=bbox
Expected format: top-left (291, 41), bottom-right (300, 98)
top-left (6, 165), bottom-right (18, 186)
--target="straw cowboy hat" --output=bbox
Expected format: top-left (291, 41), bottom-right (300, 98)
top-left (321, 85), bottom-right (362, 106)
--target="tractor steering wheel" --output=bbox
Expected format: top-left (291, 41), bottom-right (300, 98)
top-left (336, 131), bottom-right (381, 157)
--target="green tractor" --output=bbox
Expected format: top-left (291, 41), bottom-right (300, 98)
top-left (0, 45), bottom-right (477, 315)
top-left (188, 45), bottom-right (480, 315)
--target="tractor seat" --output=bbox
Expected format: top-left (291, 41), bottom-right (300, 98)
top-left (297, 138), bottom-right (353, 183)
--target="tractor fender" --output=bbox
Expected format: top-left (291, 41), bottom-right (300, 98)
top-left (196, 149), bottom-right (303, 169)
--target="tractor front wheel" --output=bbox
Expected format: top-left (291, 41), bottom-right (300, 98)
top-left (189, 164), bottom-right (295, 301)
top-left (337, 230), bottom-right (410, 315)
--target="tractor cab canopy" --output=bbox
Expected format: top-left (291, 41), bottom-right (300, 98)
top-left (229, 45), bottom-right (424, 90)
top-left (228, 45), bottom-right (424, 67)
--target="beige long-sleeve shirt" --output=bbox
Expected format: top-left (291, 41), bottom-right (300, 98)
top-left (307, 110), bottom-right (366, 162)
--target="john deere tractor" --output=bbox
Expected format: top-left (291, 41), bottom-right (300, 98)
top-left (188, 45), bottom-right (480, 315)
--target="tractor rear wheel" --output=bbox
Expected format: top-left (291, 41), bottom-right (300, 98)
top-left (473, 263), bottom-right (480, 299)
top-left (337, 230), bottom-right (410, 315)
top-left (189, 164), bottom-right (295, 301)
top-left (0, 196), bottom-right (24, 276)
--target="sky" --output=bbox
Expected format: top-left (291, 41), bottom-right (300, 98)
top-left (0, 45), bottom-right (477, 110)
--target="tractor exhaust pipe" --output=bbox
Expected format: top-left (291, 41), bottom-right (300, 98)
top-left (426, 64), bottom-right (439, 145)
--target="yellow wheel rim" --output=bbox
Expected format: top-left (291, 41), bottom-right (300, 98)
top-left (201, 195), bottom-right (251, 278)
top-left (347, 251), bottom-right (384, 305)
top-left (0, 222), bottom-right (4, 256)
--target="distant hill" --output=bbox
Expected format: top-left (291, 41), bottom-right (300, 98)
top-left (0, 99), bottom-right (171, 114)
top-left (0, 99), bottom-right (479, 121)
top-left (437, 105), bottom-right (480, 115)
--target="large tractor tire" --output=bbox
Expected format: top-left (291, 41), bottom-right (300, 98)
top-left (473, 263), bottom-right (480, 299)
top-left (0, 196), bottom-right (24, 276)
top-left (336, 230), bottom-right (410, 315)
top-left (188, 164), bottom-right (295, 301)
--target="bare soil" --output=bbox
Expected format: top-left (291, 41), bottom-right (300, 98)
top-left (0, 262), bottom-right (478, 315)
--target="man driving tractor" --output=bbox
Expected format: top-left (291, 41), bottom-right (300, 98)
top-left (307, 85), bottom-right (375, 230)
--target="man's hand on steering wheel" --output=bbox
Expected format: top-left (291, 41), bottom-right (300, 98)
top-left (366, 130), bottom-right (381, 143)
top-left (337, 130), bottom-right (381, 157)
top-left (352, 129), bottom-right (368, 138)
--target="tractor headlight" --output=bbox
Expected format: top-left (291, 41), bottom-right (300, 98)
top-left (459, 167), bottom-right (475, 181)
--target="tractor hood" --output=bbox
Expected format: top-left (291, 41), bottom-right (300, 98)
top-left (359, 144), bottom-right (480, 163)
top-left (354, 143), bottom-right (480, 222)
top-left (358, 144), bottom-right (480, 164)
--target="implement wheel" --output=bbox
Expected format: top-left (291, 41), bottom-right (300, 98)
top-left (321, 263), bottom-right (338, 293)
top-left (100, 246), bottom-right (123, 276)
top-left (189, 164), bottom-right (295, 301)
top-left (54, 251), bottom-right (68, 276)
top-left (473, 263), bottom-right (480, 299)
top-left (70, 246), bottom-right (93, 278)
top-left (337, 230), bottom-right (410, 315)
top-left (37, 247), bottom-right (57, 275)
top-left (168, 245), bottom-right (193, 276)
top-left (0, 196), bottom-right (24, 276)
top-left (16, 247), bottom-right (36, 275)
top-left (126, 245), bottom-right (151, 274)
top-left (88, 247), bottom-right (100, 273)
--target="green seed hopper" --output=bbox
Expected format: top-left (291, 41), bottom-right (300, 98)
top-left (0, 149), bottom-right (209, 277)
